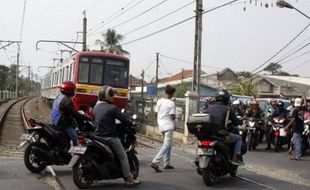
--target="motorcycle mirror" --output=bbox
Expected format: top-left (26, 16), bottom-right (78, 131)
top-left (132, 114), bottom-right (137, 120)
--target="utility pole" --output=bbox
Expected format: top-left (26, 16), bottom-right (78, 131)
top-left (181, 68), bottom-right (184, 85)
top-left (83, 10), bottom-right (87, 51)
top-left (27, 65), bottom-right (30, 96)
top-left (141, 70), bottom-right (145, 98)
top-left (192, 0), bottom-right (203, 112)
top-left (155, 52), bottom-right (159, 97)
top-left (16, 44), bottom-right (20, 98)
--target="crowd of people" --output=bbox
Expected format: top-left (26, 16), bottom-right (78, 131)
top-left (204, 95), bottom-right (310, 161)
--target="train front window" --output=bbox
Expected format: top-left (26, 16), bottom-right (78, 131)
top-left (78, 63), bottom-right (89, 83)
top-left (89, 64), bottom-right (103, 84)
top-left (104, 59), bottom-right (128, 88)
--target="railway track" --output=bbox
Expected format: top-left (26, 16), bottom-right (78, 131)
top-left (0, 98), bottom-right (32, 155)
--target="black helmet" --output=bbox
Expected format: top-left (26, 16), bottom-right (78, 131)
top-left (98, 85), bottom-right (117, 103)
top-left (277, 100), bottom-right (284, 108)
top-left (215, 90), bottom-right (230, 105)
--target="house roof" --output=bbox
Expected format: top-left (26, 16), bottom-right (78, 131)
top-left (260, 75), bottom-right (310, 86)
top-left (129, 75), bottom-right (146, 87)
top-left (160, 69), bottom-right (193, 83)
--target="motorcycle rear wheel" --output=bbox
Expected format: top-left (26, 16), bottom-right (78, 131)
top-left (72, 157), bottom-right (93, 189)
top-left (202, 167), bottom-right (216, 186)
top-left (229, 166), bottom-right (238, 177)
top-left (24, 142), bottom-right (47, 173)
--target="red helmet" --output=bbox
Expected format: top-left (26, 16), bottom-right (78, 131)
top-left (60, 81), bottom-right (76, 97)
top-left (252, 99), bottom-right (259, 105)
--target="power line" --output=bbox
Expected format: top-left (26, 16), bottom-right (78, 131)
top-left (289, 57), bottom-right (310, 72)
top-left (88, 0), bottom-right (144, 36)
top-left (251, 22), bottom-right (310, 75)
top-left (123, 0), bottom-right (195, 36)
top-left (159, 60), bottom-right (172, 76)
top-left (161, 54), bottom-right (223, 70)
top-left (121, 0), bottom-right (239, 46)
top-left (278, 49), bottom-right (310, 66)
top-left (276, 42), bottom-right (310, 65)
top-left (88, 0), bottom-right (137, 34)
top-left (110, 0), bottom-right (169, 29)
top-left (19, 0), bottom-right (27, 41)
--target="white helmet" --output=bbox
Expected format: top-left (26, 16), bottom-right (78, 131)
top-left (232, 99), bottom-right (240, 105)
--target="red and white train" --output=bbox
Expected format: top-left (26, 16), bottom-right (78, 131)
top-left (41, 51), bottom-right (130, 113)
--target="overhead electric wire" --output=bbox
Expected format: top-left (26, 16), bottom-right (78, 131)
top-left (250, 22), bottom-right (310, 75)
top-left (19, 0), bottom-right (27, 41)
top-left (88, 0), bottom-right (144, 36)
top-left (110, 0), bottom-right (169, 30)
top-left (88, 0), bottom-right (137, 34)
top-left (289, 57), bottom-right (310, 72)
top-left (275, 42), bottom-right (310, 65)
top-left (121, 0), bottom-right (239, 46)
top-left (123, 0), bottom-right (195, 36)
top-left (161, 54), bottom-right (223, 70)
top-left (159, 60), bottom-right (172, 76)
top-left (278, 49), bottom-right (310, 66)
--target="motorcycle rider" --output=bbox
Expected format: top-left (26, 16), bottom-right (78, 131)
top-left (51, 81), bottom-right (89, 146)
top-left (245, 99), bottom-right (264, 142)
top-left (205, 90), bottom-right (244, 166)
top-left (232, 99), bottom-right (245, 119)
top-left (92, 85), bottom-right (140, 186)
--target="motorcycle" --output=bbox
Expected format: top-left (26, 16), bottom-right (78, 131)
top-left (270, 116), bottom-right (290, 152)
top-left (187, 114), bottom-right (246, 186)
top-left (19, 118), bottom-right (93, 173)
top-left (68, 115), bottom-right (139, 189)
top-left (245, 117), bottom-right (262, 151)
top-left (302, 119), bottom-right (310, 153)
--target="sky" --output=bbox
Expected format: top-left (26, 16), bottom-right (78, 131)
top-left (1, 0), bottom-right (310, 82)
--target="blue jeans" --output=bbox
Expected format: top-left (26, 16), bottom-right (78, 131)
top-left (65, 127), bottom-right (78, 146)
top-left (152, 130), bottom-right (173, 167)
top-left (293, 132), bottom-right (302, 159)
top-left (229, 133), bottom-right (242, 155)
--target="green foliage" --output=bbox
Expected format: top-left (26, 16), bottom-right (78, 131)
top-left (230, 80), bottom-right (258, 98)
top-left (95, 28), bottom-right (129, 55)
top-left (236, 71), bottom-right (251, 78)
top-left (0, 64), bottom-right (41, 96)
top-left (174, 84), bottom-right (187, 98)
top-left (264, 62), bottom-right (282, 75)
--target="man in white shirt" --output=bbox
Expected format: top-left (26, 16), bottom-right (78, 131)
top-left (151, 85), bottom-right (176, 172)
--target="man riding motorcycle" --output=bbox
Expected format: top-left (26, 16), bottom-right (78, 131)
top-left (232, 100), bottom-right (245, 119)
top-left (92, 85), bottom-right (140, 186)
top-left (51, 81), bottom-right (90, 146)
top-left (245, 99), bottom-right (264, 142)
top-left (205, 90), bottom-right (244, 166)
top-left (266, 100), bottom-right (289, 150)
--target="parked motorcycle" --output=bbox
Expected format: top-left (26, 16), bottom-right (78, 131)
top-left (68, 115), bottom-right (139, 189)
top-left (19, 118), bottom-right (93, 173)
top-left (270, 116), bottom-right (290, 152)
top-left (187, 114), bottom-right (246, 186)
top-left (302, 119), bottom-right (310, 153)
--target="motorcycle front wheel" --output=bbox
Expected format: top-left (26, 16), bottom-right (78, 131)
top-left (129, 154), bottom-right (139, 179)
top-left (24, 142), bottom-right (47, 173)
top-left (247, 133), bottom-right (253, 151)
top-left (274, 136), bottom-right (280, 152)
top-left (72, 157), bottom-right (93, 189)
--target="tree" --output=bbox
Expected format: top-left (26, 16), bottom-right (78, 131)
top-left (95, 28), bottom-right (129, 55)
top-left (230, 80), bottom-right (258, 97)
top-left (5, 64), bottom-right (17, 91)
top-left (0, 65), bottom-right (9, 90)
top-left (263, 62), bottom-right (282, 75)
top-left (174, 84), bottom-right (187, 98)
top-left (236, 71), bottom-right (251, 78)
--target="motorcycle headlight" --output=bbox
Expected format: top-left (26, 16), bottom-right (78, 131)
top-left (249, 122), bottom-right (255, 127)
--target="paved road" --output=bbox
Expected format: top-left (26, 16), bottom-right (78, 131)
top-left (0, 156), bottom-right (53, 190)
top-left (51, 147), bottom-right (309, 190)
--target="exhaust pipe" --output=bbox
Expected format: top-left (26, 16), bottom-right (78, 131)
top-left (31, 146), bottom-right (56, 163)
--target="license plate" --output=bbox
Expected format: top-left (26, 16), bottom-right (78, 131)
top-left (68, 146), bottom-right (87, 155)
top-left (19, 133), bottom-right (34, 141)
top-left (248, 127), bottom-right (256, 132)
top-left (197, 148), bottom-right (213, 155)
